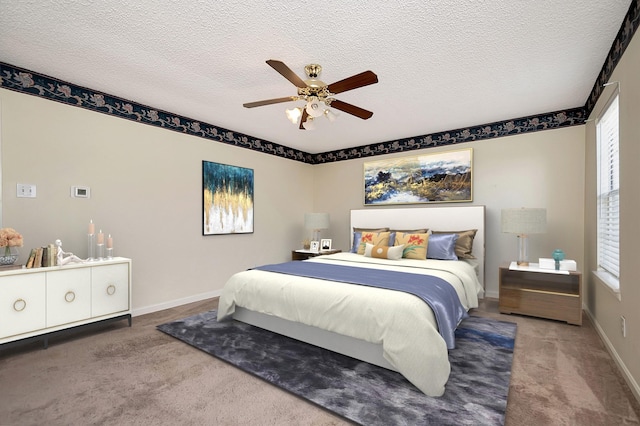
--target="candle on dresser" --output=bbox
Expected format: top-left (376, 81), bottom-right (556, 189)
top-left (87, 220), bottom-right (96, 261)
top-left (106, 234), bottom-right (114, 259)
top-left (96, 230), bottom-right (105, 260)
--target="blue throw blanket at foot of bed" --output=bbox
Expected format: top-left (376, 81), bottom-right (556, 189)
top-left (253, 261), bottom-right (468, 349)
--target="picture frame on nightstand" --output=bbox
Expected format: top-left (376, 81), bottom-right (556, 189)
top-left (310, 241), bottom-right (320, 253)
top-left (320, 239), bottom-right (332, 251)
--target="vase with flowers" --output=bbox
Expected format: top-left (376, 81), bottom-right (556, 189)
top-left (0, 227), bottom-right (23, 265)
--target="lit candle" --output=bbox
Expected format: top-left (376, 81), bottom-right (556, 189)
top-left (97, 230), bottom-right (104, 245)
top-left (89, 220), bottom-right (95, 235)
top-left (107, 234), bottom-right (113, 249)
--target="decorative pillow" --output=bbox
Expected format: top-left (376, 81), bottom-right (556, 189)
top-left (426, 233), bottom-right (459, 260)
top-left (364, 243), bottom-right (404, 260)
top-left (393, 232), bottom-right (429, 260)
top-left (388, 229), bottom-right (428, 246)
top-left (350, 232), bottom-right (362, 253)
top-left (354, 227), bottom-right (389, 233)
top-left (351, 227), bottom-right (389, 253)
top-left (357, 231), bottom-right (391, 254)
top-left (432, 229), bottom-right (477, 259)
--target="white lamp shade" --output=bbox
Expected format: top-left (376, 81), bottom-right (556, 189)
top-left (285, 107), bottom-right (302, 124)
top-left (501, 208), bottom-right (547, 234)
top-left (324, 109), bottom-right (338, 122)
top-left (305, 97), bottom-right (325, 118)
top-left (304, 213), bottom-right (329, 230)
top-left (302, 117), bottom-right (316, 130)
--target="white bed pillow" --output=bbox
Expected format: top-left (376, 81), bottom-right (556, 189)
top-left (364, 243), bottom-right (405, 260)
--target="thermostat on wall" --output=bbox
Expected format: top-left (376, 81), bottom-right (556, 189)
top-left (71, 186), bottom-right (91, 198)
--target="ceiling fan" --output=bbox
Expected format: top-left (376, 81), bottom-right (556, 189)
top-left (243, 60), bottom-right (378, 130)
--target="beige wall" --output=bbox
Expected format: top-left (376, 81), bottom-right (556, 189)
top-left (0, 87), bottom-right (587, 303)
top-left (2, 30), bottom-right (637, 397)
top-left (313, 127), bottom-right (586, 299)
top-left (584, 30), bottom-right (640, 399)
top-left (0, 89), bottom-right (314, 313)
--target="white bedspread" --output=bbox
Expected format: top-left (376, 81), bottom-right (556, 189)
top-left (217, 252), bottom-right (483, 396)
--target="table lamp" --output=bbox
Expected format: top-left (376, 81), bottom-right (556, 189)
top-left (304, 213), bottom-right (329, 242)
top-left (501, 208), bottom-right (547, 266)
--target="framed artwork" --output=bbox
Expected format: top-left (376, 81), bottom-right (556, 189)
top-left (363, 148), bottom-right (472, 205)
top-left (310, 241), bottom-right (320, 253)
top-left (320, 239), bottom-right (332, 251)
top-left (203, 161), bottom-right (254, 235)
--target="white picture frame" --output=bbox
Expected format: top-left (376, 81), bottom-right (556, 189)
top-left (320, 239), bottom-right (332, 251)
top-left (310, 241), bottom-right (320, 253)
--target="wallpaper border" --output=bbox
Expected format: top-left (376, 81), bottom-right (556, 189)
top-left (315, 108), bottom-right (586, 163)
top-left (584, 0), bottom-right (639, 116)
top-left (0, 1), bottom-right (637, 165)
top-left (0, 63), bottom-right (585, 164)
top-left (0, 63), bottom-right (313, 164)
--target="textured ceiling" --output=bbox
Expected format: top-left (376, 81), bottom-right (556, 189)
top-left (0, 1), bottom-right (633, 154)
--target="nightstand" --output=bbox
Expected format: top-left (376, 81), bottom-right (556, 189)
top-left (499, 263), bottom-right (582, 325)
top-left (291, 249), bottom-right (341, 261)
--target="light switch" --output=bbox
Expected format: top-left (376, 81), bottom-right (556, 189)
top-left (17, 183), bottom-right (36, 198)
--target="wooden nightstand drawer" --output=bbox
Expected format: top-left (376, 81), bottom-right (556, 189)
top-left (499, 287), bottom-right (581, 324)
top-left (499, 265), bottom-right (582, 325)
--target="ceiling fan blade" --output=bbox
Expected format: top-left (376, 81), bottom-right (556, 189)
top-left (266, 60), bottom-right (308, 88)
top-left (243, 96), bottom-right (297, 108)
top-left (330, 99), bottom-right (374, 120)
top-left (327, 70), bottom-right (378, 95)
top-left (299, 109), bottom-right (309, 130)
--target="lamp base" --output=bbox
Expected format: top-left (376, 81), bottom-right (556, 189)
top-left (516, 234), bottom-right (530, 267)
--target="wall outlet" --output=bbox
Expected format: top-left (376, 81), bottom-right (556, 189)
top-left (17, 183), bottom-right (36, 198)
top-left (621, 316), bottom-right (627, 338)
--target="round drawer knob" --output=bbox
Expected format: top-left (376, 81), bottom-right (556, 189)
top-left (65, 291), bottom-right (76, 303)
top-left (13, 298), bottom-right (26, 312)
top-left (106, 284), bottom-right (116, 295)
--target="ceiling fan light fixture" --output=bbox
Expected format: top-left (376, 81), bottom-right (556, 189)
top-left (244, 60), bottom-right (378, 130)
top-left (305, 97), bottom-right (325, 118)
top-left (302, 117), bottom-right (316, 130)
top-left (324, 109), bottom-right (338, 122)
top-left (285, 107), bottom-right (302, 124)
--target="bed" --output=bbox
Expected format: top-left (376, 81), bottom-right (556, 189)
top-left (217, 205), bottom-right (485, 397)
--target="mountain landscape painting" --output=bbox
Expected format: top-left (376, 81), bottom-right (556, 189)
top-left (364, 149), bottom-right (472, 205)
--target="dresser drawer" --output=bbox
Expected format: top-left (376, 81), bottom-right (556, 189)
top-left (0, 273), bottom-right (46, 338)
top-left (91, 263), bottom-right (130, 316)
top-left (46, 268), bottom-right (92, 327)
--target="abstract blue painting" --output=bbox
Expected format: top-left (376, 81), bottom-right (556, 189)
top-left (203, 161), bottom-right (254, 235)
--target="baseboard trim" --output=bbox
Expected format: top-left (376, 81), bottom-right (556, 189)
top-left (584, 307), bottom-right (640, 403)
top-left (132, 290), bottom-right (222, 317)
top-left (484, 290), bottom-right (499, 299)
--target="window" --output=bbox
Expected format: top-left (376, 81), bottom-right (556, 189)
top-left (596, 94), bottom-right (620, 290)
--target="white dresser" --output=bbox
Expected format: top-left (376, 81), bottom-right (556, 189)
top-left (0, 257), bottom-right (131, 349)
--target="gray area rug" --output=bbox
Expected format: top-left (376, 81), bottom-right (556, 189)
top-left (157, 310), bottom-right (517, 425)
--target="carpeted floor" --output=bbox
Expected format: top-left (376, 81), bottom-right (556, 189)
top-left (0, 297), bottom-right (638, 425)
top-left (157, 310), bottom-right (517, 425)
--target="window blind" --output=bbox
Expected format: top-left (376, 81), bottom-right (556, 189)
top-left (596, 94), bottom-right (620, 278)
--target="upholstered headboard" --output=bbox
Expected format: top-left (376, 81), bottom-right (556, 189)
top-left (350, 205), bottom-right (486, 290)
